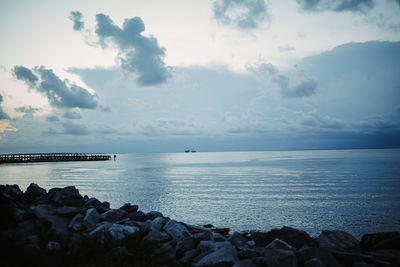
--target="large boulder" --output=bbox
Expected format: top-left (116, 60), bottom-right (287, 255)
top-left (251, 226), bottom-right (318, 249)
top-left (163, 220), bottom-right (191, 240)
top-left (48, 186), bottom-right (84, 207)
top-left (100, 209), bottom-right (127, 222)
top-left (126, 211), bottom-right (146, 222)
top-left (264, 247), bottom-right (298, 267)
top-left (296, 247), bottom-right (342, 267)
top-left (24, 183), bottom-right (46, 202)
top-left (145, 228), bottom-right (172, 242)
top-left (154, 240), bottom-right (177, 264)
top-left (5, 184), bottom-right (23, 200)
top-left (82, 208), bottom-right (100, 230)
top-left (359, 232), bottom-right (400, 252)
top-left (119, 203), bottom-right (138, 213)
top-left (195, 241), bottom-right (238, 266)
top-left (53, 206), bottom-right (81, 217)
top-left (107, 223), bottom-right (139, 240)
top-left (145, 211), bottom-right (163, 221)
top-left (32, 204), bottom-right (68, 235)
top-left (68, 213), bottom-right (84, 231)
top-left (176, 237), bottom-right (196, 257)
top-left (317, 230), bottom-right (359, 251)
top-left (229, 232), bottom-right (249, 249)
top-left (85, 197), bottom-right (110, 213)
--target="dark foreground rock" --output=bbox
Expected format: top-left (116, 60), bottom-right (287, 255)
top-left (1, 183), bottom-right (399, 267)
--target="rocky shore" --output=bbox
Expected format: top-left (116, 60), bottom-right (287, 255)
top-left (1, 183), bottom-right (399, 267)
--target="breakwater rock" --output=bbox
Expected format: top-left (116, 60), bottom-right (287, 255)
top-left (1, 183), bottom-right (399, 267)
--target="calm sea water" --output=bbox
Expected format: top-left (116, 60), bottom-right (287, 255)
top-left (1, 149), bottom-right (399, 237)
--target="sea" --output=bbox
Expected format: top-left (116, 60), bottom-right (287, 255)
top-left (1, 149), bottom-right (399, 237)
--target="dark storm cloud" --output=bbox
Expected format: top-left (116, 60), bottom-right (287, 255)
top-left (276, 76), bottom-right (317, 98)
top-left (69, 11), bottom-right (84, 31)
top-left (13, 65), bottom-right (98, 109)
top-left (61, 121), bottom-right (90, 135)
top-left (46, 115), bottom-right (60, 122)
top-left (94, 13), bottom-right (170, 86)
top-left (296, 0), bottom-right (375, 13)
top-left (63, 111), bottom-right (82, 119)
top-left (300, 111), bottom-right (345, 129)
top-left (12, 66), bottom-right (38, 86)
top-left (213, 0), bottom-right (269, 29)
top-left (0, 94), bottom-right (10, 120)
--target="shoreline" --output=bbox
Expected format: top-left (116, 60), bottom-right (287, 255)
top-left (1, 183), bottom-right (399, 266)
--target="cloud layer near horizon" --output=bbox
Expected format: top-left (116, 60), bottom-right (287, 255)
top-left (296, 0), bottom-right (375, 13)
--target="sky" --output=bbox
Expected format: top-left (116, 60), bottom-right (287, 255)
top-left (0, 0), bottom-right (399, 153)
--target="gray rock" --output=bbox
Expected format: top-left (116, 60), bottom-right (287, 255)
top-left (193, 230), bottom-right (214, 242)
top-left (264, 248), bottom-right (298, 267)
top-left (195, 241), bottom-right (238, 266)
top-left (176, 237), bottom-right (196, 257)
top-left (145, 228), bottom-right (172, 242)
top-left (68, 213), bottom-right (84, 231)
top-left (155, 240), bottom-right (177, 264)
top-left (238, 247), bottom-right (265, 260)
top-left (296, 247), bottom-right (342, 267)
top-left (32, 204), bottom-right (68, 235)
top-left (145, 210), bottom-right (163, 220)
top-left (54, 206), bottom-right (81, 217)
top-left (179, 249), bottom-right (197, 264)
top-left (266, 238), bottom-right (295, 251)
top-left (14, 208), bottom-right (26, 221)
top-left (211, 227), bottom-right (230, 236)
top-left (119, 203), bottom-right (138, 213)
top-left (304, 258), bottom-right (327, 267)
top-left (48, 186), bottom-right (84, 207)
top-left (197, 240), bottom-right (217, 254)
top-left (126, 211), bottom-right (146, 222)
top-left (251, 226), bottom-right (318, 249)
top-left (85, 197), bottom-right (110, 213)
top-left (89, 222), bottom-right (112, 243)
top-left (318, 230), bottom-right (359, 251)
top-left (213, 232), bottom-right (227, 242)
top-left (89, 221), bottom-right (111, 236)
top-left (83, 208), bottom-right (100, 230)
top-left (100, 209), bottom-right (127, 222)
top-left (25, 183), bottom-right (46, 199)
top-left (360, 232), bottom-right (400, 252)
top-left (5, 184), bottom-right (23, 199)
top-left (230, 232), bottom-right (249, 248)
top-left (153, 216), bottom-right (168, 230)
top-left (107, 223), bottom-right (139, 240)
top-left (163, 219), bottom-right (191, 240)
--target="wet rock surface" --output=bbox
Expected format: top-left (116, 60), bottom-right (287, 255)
top-left (1, 183), bottom-right (399, 267)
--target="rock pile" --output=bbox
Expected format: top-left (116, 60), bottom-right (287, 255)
top-left (1, 183), bottom-right (399, 267)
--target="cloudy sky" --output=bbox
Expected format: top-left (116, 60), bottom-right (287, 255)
top-left (0, 0), bottom-right (399, 153)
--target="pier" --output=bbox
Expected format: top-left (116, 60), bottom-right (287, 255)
top-left (0, 153), bottom-right (111, 164)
